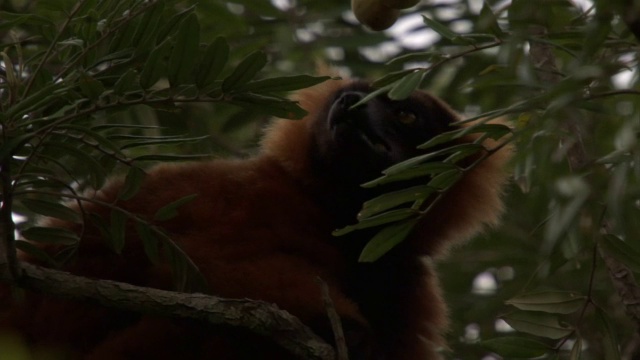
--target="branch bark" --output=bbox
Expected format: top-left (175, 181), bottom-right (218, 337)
top-left (0, 262), bottom-right (335, 360)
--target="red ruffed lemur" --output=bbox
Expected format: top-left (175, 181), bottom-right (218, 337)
top-left (0, 78), bottom-right (510, 359)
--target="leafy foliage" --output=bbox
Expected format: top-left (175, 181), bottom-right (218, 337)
top-left (3, 0), bottom-right (640, 358)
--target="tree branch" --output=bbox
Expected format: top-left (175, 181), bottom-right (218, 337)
top-left (0, 262), bottom-right (335, 360)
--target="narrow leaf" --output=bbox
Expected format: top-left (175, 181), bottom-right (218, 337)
top-left (502, 312), bottom-right (573, 340)
top-left (229, 94), bottom-right (307, 119)
top-left (156, 4), bottom-right (197, 42)
top-left (478, 2), bottom-right (504, 37)
top-left (154, 194), bottom-right (198, 221)
top-left (139, 39), bottom-right (172, 89)
top-left (221, 50), bottom-right (268, 92)
top-left (388, 71), bottom-right (424, 100)
top-left (131, 0), bottom-right (165, 55)
top-left (21, 226), bottom-right (80, 245)
top-left (133, 154), bottom-right (211, 162)
top-left (482, 336), bottom-right (549, 358)
top-left (506, 291), bottom-right (586, 314)
top-left (418, 129), bottom-right (462, 150)
top-left (362, 163), bottom-right (458, 188)
top-left (15, 240), bottom-right (58, 266)
top-left (599, 234), bottom-right (640, 273)
top-left (110, 209), bottom-right (127, 254)
top-left (359, 185), bottom-right (433, 220)
top-left (359, 219), bottom-right (418, 262)
top-left (21, 199), bottom-right (81, 224)
top-left (78, 73), bottom-right (106, 101)
top-left (428, 169), bottom-right (463, 190)
top-left (422, 15), bottom-right (457, 40)
top-left (168, 13), bottom-right (200, 86)
top-left (118, 166), bottom-right (147, 200)
top-left (384, 144), bottom-right (483, 175)
top-left (594, 307), bottom-right (621, 360)
top-left (136, 222), bottom-right (160, 264)
top-left (333, 208), bottom-right (418, 236)
top-left (196, 36), bottom-right (230, 89)
top-left (113, 69), bottom-right (141, 95)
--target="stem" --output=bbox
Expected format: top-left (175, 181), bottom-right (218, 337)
top-left (22, 0), bottom-right (87, 98)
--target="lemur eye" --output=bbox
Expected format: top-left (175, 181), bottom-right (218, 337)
top-left (397, 111), bottom-right (417, 125)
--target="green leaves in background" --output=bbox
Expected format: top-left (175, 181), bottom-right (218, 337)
top-left (506, 291), bottom-right (586, 314)
top-left (482, 337), bottom-right (550, 358)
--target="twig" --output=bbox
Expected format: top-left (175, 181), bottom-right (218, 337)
top-left (317, 277), bottom-right (349, 360)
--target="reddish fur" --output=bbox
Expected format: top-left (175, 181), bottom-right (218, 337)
top-left (0, 79), bottom-right (510, 359)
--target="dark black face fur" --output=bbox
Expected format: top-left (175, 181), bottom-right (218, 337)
top-left (311, 81), bottom-right (458, 188)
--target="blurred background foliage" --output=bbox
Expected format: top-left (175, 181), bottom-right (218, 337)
top-left (2, 0), bottom-right (640, 359)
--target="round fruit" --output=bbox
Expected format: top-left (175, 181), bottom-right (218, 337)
top-left (352, 0), bottom-right (401, 31)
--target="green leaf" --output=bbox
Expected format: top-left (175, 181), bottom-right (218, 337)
top-left (460, 122), bottom-right (512, 139)
top-left (544, 177), bottom-right (590, 244)
top-left (359, 219), bottom-right (418, 262)
top-left (594, 306), bottom-right (621, 360)
top-left (502, 311), bottom-right (573, 340)
top-left (21, 198), bottom-right (81, 224)
top-left (0, 12), bottom-right (53, 32)
top-left (14, 240), bottom-right (58, 266)
top-left (481, 336), bottom-right (549, 358)
top-left (154, 194), bottom-right (198, 221)
top-left (58, 124), bottom-right (125, 158)
top-left (384, 144), bottom-right (483, 175)
top-left (43, 142), bottom-right (107, 189)
top-left (196, 36), bottom-right (230, 89)
top-left (229, 94), bottom-right (307, 119)
top-left (110, 209), bottom-right (128, 254)
top-left (478, 2), bottom-right (504, 37)
top-left (6, 82), bottom-right (68, 120)
top-left (422, 15), bottom-right (457, 40)
top-left (156, 4), bottom-right (197, 42)
top-left (333, 208), bottom-right (418, 236)
top-left (362, 163), bottom-right (458, 188)
top-left (136, 222), bottom-right (160, 264)
top-left (388, 71), bottom-right (424, 100)
top-left (372, 69), bottom-right (416, 88)
top-left (21, 226), bottom-right (80, 245)
top-left (168, 13), bottom-right (200, 86)
top-left (132, 154), bottom-right (211, 162)
top-left (118, 166), bottom-right (147, 200)
top-left (428, 169), bottom-right (463, 190)
top-left (131, 0), bottom-right (165, 55)
top-left (506, 291), bottom-right (586, 314)
top-left (0, 133), bottom-right (33, 163)
top-left (221, 50), bottom-right (268, 92)
top-left (113, 69), bottom-right (141, 95)
top-left (120, 134), bottom-right (209, 150)
top-left (359, 185), bottom-right (433, 220)
top-left (599, 234), bottom-right (640, 274)
top-left (239, 75), bottom-right (332, 93)
top-left (139, 39), bottom-right (172, 89)
top-left (418, 129), bottom-right (462, 150)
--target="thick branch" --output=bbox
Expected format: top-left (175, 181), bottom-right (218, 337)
top-left (1, 262), bottom-right (335, 360)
